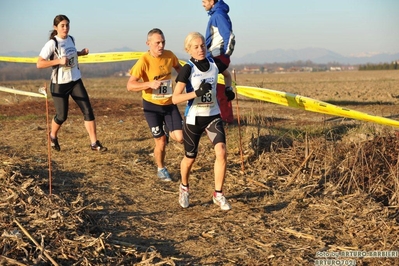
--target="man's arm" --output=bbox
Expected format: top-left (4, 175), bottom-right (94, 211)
top-left (174, 63), bottom-right (182, 74)
top-left (215, 14), bottom-right (235, 56)
top-left (127, 75), bottom-right (162, 92)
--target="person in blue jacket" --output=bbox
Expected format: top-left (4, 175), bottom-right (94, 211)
top-left (202, 0), bottom-right (236, 124)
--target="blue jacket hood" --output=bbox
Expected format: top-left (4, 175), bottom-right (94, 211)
top-left (208, 0), bottom-right (230, 16)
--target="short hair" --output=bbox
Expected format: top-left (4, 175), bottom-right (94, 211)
top-left (147, 28), bottom-right (164, 40)
top-left (184, 32), bottom-right (205, 52)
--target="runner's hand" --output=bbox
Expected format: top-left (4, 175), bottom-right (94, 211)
top-left (150, 80), bottom-right (162, 90)
top-left (225, 86), bottom-right (235, 101)
top-left (195, 80), bottom-right (212, 97)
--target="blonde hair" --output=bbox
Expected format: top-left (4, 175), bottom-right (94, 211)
top-left (184, 32), bottom-right (205, 52)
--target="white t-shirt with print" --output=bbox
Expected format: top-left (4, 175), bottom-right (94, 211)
top-left (39, 35), bottom-right (81, 84)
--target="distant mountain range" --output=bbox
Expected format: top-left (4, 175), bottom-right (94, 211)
top-left (2, 47), bottom-right (398, 65)
top-left (232, 48), bottom-right (399, 65)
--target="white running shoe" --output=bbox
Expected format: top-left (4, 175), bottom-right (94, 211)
top-left (213, 193), bottom-right (231, 211)
top-left (179, 184), bottom-right (189, 208)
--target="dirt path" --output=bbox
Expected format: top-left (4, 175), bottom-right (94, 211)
top-left (1, 71), bottom-right (399, 265)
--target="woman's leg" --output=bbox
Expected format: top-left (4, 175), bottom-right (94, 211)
top-left (214, 142), bottom-right (227, 191)
top-left (70, 80), bottom-right (97, 143)
top-left (84, 120), bottom-right (97, 144)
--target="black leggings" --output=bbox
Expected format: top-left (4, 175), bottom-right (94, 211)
top-left (50, 79), bottom-right (95, 125)
top-left (183, 115), bottom-right (226, 158)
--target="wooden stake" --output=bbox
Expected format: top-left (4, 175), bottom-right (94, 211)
top-left (233, 69), bottom-right (245, 172)
top-left (42, 83), bottom-right (53, 196)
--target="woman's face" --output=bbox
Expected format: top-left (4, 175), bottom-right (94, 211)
top-left (187, 37), bottom-right (206, 60)
top-left (54, 20), bottom-right (70, 39)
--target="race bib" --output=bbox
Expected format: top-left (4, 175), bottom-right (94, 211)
top-left (62, 56), bottom-right (76, 72)
top-left (196, 92), bottom-right (215, 109)
top-left (152, 79), bottom-right (173, 99)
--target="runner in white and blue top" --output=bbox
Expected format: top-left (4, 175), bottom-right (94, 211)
top-left (172, 32), bottom-right (235, 211)
top-left (182, 57), bottom-right (221, 121)
top-left (175, 56), bottom-right (229, 157)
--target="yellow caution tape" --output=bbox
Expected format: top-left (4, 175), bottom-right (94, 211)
top-left (0, 52), bottom-right (189, 65)
top-left (0, 86), bottom-right (47, 98)
top-left (2, 55), bottom-right (397, 128)
top-left (0, 52), bottom-right (144, 64)
top-left (9, 51), bottom-right (394, 127)
top-left (0, 56), bottom-right (38, 63)
top-left (236, 85), bottom-right (399, 128)
top-left (78, 52), bottom-right (144, 63)
top-left (0, 53), bottom-right (227, 83)
top-left (0, 53), bottom-right (226, 82)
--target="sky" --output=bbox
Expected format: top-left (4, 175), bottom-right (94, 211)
top-left (0, 0), bottom-right (398, 59)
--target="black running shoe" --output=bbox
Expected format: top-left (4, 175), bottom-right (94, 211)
top-left (91, 140), bottom-right (107, 152)
top-left (50, 134), bottom-right (60, 151)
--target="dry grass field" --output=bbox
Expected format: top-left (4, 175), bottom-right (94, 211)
top-left (1, 70), bottom-right (399, 265)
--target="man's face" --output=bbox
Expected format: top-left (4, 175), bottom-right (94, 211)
top-left (146, 33), bottom-right (165, 57)
top-left (202, 0), bottom-right (214, 11)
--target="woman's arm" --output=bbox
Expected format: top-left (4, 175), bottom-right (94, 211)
top-left (172, 82), bottom-right (196, 104)
top-left (77, 48), bottom-right (89, 56)
top-left (36, 56), bottom-right (67, 69)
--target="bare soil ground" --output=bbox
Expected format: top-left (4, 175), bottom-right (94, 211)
top-left (1, 70), bottom-right (399, 265)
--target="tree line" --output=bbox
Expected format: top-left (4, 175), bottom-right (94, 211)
top-left (358, 61), bottom-right (398, 71)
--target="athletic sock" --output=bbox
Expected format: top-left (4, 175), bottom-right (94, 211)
top-left (214, 190), bottom-right (223, 197)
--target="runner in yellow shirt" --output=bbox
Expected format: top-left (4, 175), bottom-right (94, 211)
top-left (127, 28), bottom-right (183, 181)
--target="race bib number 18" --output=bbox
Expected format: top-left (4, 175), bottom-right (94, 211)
top-left (153, 79), bottom-right (173, 99)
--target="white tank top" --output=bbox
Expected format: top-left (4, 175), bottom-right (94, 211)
top-left (185, 58), bottom-right (220, 125)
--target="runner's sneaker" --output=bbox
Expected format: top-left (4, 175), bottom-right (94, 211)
top-left (157, 168), bottom-right (172, 181)
top-left (50, 134), bottom-right (60, 151)
top-left (179, 184), bottom-right (189, 208)
top-left (213, 192), bottom-right (231, 211)
top-left (91, 140), bottom-right (108, 152)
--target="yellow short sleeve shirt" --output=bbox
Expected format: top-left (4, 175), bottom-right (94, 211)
top-left (129, 50), bottom-right (179, 105)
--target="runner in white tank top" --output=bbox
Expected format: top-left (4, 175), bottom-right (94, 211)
top-left (172, 32), bottom-right (235, 211)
